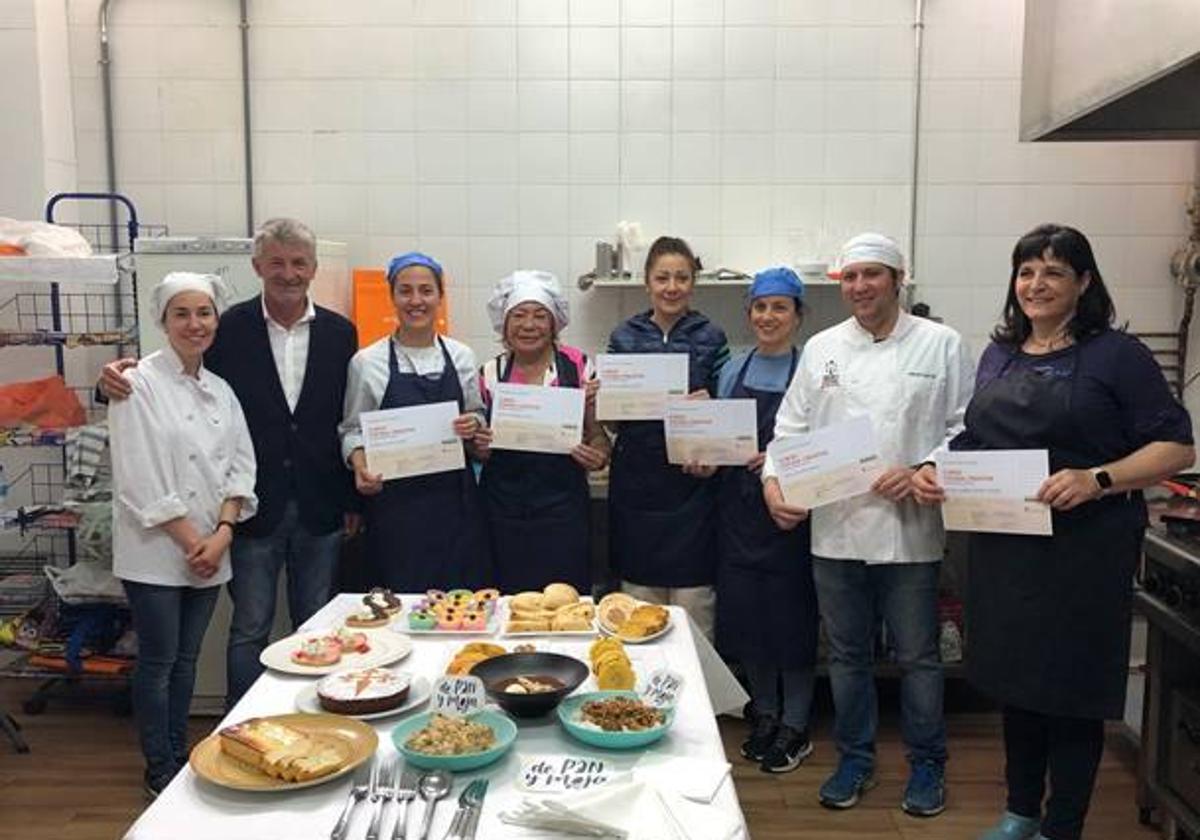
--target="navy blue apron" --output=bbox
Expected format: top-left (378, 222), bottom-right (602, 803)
top-left (364, 337), bottom-right (492, 591)
top-left (608, 405), bottom-right (719, 589)
top-left (481, 349), bottom-right (591, 594)
top-left (962, 343), bottom-right (1143, 719)
top-left (715, 350), bottom-right (818, 667)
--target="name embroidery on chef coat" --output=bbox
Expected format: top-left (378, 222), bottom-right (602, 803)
top-left (820, 360), bottom-right (840, 390)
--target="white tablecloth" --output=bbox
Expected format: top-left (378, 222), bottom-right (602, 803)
top-left (124, 594), bottom-right (749, 840)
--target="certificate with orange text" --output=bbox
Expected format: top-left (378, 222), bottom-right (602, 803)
top-left (361, 400), bottom-right (464, 481)
top-left (665, 398), bottom-right (758, 465)
top-left (490, 382), bottom-right (585, 455)
top-left (935, 449), bottom-right (1052, 536)
top-left (767, 416), bottom-right (885, 509)
top-left (595, 353), bottom-right (688, 421)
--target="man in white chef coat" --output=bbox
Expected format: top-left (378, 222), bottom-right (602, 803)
top-left (762, 232), bottom-right (974, 817)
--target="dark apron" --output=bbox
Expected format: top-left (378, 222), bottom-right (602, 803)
top-left (715, 349), bottom-right (818, 667)
top-left (962, 346), bottom-right (1144, 719)
top-left (481, 350), bottom-right (591, 594)
top-left (608, 411), bottom-right (719, 589)
top-left (364, 337), bottom-right (492, 591)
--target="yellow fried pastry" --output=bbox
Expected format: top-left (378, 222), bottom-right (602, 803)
top-left (597, 659), bottom-right (636, 691)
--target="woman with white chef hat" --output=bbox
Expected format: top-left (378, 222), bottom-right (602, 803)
top-left (109, 271), bottom-right (257, 797)
top-left (473, 270), bottom-right (611, 593)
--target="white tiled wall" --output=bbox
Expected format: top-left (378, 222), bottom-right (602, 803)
top-left (44, 0), bottom-right (1199, 372)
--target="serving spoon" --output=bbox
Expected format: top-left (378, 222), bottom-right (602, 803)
top-left (415, 770), bottom-right (452, 840)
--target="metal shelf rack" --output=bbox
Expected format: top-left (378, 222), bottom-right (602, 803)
top-left (0, 193), bottom-right (153, 741)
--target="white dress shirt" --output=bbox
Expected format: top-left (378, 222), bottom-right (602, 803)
top-left (340, 334), bottom-right (484, 462)
top-left (262, 296), bottom-right (315, 412)
top-left (109, 346), bottom-right (258, 587)
top-left (763, 311), bottom-right (975, 564)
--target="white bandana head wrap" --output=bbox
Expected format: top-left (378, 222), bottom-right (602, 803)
top-left (835, 232), bottom-right (906, 274)
top-left (152, 272), bottom-right (229, 329)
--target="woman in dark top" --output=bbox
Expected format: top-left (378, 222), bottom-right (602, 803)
top-left (606, 236), bottom-right (729, 638)
top-left (913, 224), bottom-right (1194, 840)
top-left (714, 267), bottom-right (819, 775)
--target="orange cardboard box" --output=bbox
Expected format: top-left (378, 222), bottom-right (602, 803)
top-left (352, 268), bottom-right (451, 348)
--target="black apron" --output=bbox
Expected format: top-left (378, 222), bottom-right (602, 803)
top-left (608, 415), bottom-right (719, 589)
top-left (962, 345), bottom-right (1144, 719)
top-left (480, 350), bottom-right (591, 594)
top-left (715, 349), bottom-right (818, 668)
top-left (364, 337), bottom-right (492, 591)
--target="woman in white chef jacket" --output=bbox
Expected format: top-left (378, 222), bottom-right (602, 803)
top-left (109, 272), bottom-right (256, 798)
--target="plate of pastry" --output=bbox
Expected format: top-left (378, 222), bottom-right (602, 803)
top-left (343, 587), bottom-right (404, 628)
top-left (500, 583), bottom-right (599, 637)
top-left (403, 588), bottom-right (501, 634)
top-left (295, 668), bottom-right (432, 721)
top-left (260, 627), bottom-right (414, 676)
top-left (596, 593), bottom-right (672, 644)
top-left (190, 713), bottom-right (377, 792)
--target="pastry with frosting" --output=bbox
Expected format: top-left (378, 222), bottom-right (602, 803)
top-left (317, 667), bottom-right (412, 715)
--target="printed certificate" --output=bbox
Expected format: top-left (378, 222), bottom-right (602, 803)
top-left (936, 449), bottom-right (1052, 536)
top-left (361, 400), bottom-right (464, 481)
top-left (595, 353), bottom-right (688, 421)
top-left (665, 398), bottom-right (758, 466)
top-left (767, 416), bottom-right (885, 509)
top-left (490, 382), bottom-right (586, 455)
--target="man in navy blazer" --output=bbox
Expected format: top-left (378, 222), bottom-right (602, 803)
top-left (101, 218), bottom-right (358, 708)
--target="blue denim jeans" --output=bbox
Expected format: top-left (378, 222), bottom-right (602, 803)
top-left (123, 580), bottom-right (219, 785)
top-left (743, 661), bottom-right (816, 731)
top-left (226, 501), bottom-right (341, 708)
top-left (812, 557), bottom-right (947, 770)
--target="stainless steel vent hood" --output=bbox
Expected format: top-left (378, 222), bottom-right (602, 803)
top-left (1020, 0), bottom-right (1200, 141)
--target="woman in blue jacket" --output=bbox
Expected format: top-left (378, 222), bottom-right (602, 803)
top-left (605, 236), bottom-right (728, 638)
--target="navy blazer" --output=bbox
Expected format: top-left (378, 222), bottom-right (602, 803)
top-left (205, 296), bottom-right (358, 538)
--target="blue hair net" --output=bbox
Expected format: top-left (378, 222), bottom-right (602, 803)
top-left (749, 266), bottom-right (805, 304)
top-left (386, 251), bottom-right (443, 286)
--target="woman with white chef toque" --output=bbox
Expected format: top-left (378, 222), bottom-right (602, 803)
top-left (473, 270), bottom-right (611, 594)
top-left (109, 271), bottom-right (257, 797)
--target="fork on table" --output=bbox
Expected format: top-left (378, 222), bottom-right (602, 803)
top-left (330, 758), bottom-right (372, 840)
top-left (366, 756), bottom-right (397, 840)
top-left (392, 765), bottom-right (420, 840)
top-left (445, 779), bottom-right (488, 840)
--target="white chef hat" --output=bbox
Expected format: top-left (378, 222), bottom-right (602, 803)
top-left (486, 270), bottom-right (570, 335)
top-left (835, 232), bottom-right (906, 274)
top-left (152, 271), bottom-right (230, 328)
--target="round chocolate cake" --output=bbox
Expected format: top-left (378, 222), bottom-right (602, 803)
top-left (316, 667), bottom-right (411, 715)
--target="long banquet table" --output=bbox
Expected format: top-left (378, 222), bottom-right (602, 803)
top-left (124, 593), bottom-right (750, 840)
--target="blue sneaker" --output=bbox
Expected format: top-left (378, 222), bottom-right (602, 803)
top-left (818, 759), bottom-right (876, 809)
top-left (977, 812), bottom-right (1041, 840)
top-left (902, 760), bottom-right (946, 816)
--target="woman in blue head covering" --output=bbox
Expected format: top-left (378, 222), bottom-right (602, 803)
top-left (714, 266), bottom-right (819, 775)
top-left (340, 252), bottom-right (492, 590)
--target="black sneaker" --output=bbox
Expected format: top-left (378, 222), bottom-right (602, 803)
top-left (740, 713), bottom-right (779, 762)
top-left (142, 770), bottom-right (170, 800)
top-left (760, 724), bottom-right (814, 774)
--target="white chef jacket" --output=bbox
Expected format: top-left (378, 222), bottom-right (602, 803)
top-left (109, 346), bottom-right (258, 587)
top-left (340, 334), bottom-right (485, 462)
top-left (262, 295), bottom-right (315, 412)
top-left (763, 311), bottom-right (975, 564)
